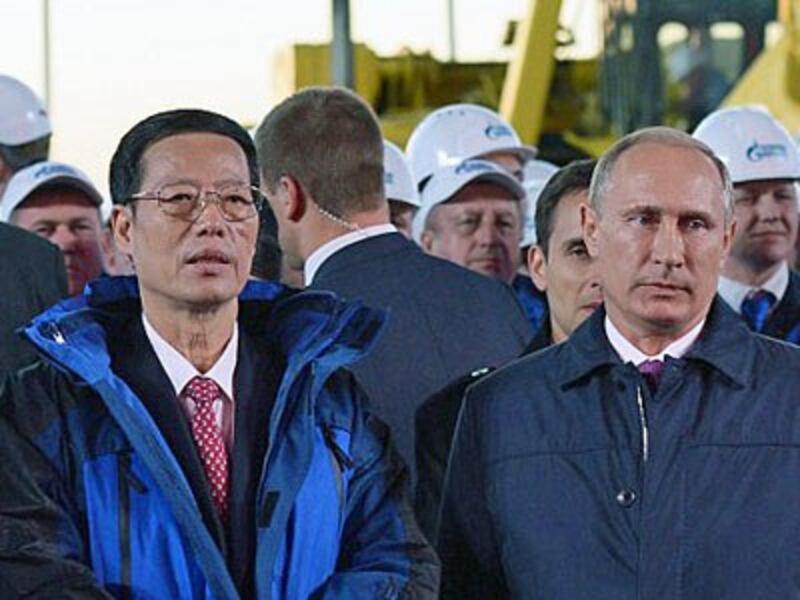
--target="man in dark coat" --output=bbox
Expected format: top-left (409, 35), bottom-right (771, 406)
top-left (255, 87), bottom-right (531, 471)
top-left (414, 159), bottom-right (599, 537)
top-left (438, 127), bottom-right (800, 598)
top-left (0, 222), bottom-right (66, 376)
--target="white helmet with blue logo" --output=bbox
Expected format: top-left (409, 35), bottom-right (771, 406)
top-left (411, 158), bottom-right (526, 242)
top-left (383, 140), bottom-right (420, 208)
top-left (693, 105), bottom-right (800, 184)
top-left (406, 103), bottom-right (537, 187)
top-left (520, 159), bottom-right (559, 248)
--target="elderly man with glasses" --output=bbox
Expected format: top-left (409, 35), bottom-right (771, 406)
top-left (0, 109), bottom-right (438, 599)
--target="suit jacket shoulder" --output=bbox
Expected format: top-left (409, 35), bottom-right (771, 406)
top-left (0, 224), bottom-right (67, 376)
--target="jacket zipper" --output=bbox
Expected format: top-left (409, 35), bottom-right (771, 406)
top-left (117, 453), bottom-right (133, 600)
top-left (322, 424), bottom-right (354, 509)
top-left (636, 386), bottom-right (649, 462)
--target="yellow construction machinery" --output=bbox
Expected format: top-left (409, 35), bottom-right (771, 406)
top-left (275, 0), bottom-right (795, 162)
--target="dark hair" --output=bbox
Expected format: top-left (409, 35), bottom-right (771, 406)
top-left (251, 202), bottom-right (282, 281)
top-left (535, 159), bottom-right (596, 258)
top-left (0, 137), bottom-right (50, 173)
top-left (109, 108), bottom-right (258, 205)
top-left (255, 86), bottom-right (384, 217)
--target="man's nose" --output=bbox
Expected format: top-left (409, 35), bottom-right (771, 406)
top-left (194, 195), bottom-right (228, 235)
top-left (475, 219), bottom-right (501, 245)
top-left (50, 225), bottom-right (80, 252)
top-left (651, 220), bottom-right (684, 268)
top-left (753, 193), bottom-right (783, 221)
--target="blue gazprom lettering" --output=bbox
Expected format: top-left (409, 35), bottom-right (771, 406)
top-left (34, 164), bottom-right (76, 179)
top-left (746, 140), bottom-right (788, 162)
top-left (485, 125), bottom-right (513, 140)
top-left (384, 172), bottom-right (395, 185)
top-left (455, 161), bottom-right (492, 176)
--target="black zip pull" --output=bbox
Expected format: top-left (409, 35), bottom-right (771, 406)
top-left (322, 424), bottom-right (354, 470)
top-left (259, 491), bottom-right (280, 528)
top-left (119, 453), bottom-right (148, 494)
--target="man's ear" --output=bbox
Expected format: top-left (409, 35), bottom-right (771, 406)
top-left (528, 245), bottom-right (548, 293)
top-left (420, 229), bottom-right (435, 253)
top-left (581, 202), bottom-right (600, 259)
top-left (720, 218), bottom-right (736, 268)
top-left (112, 205), bottom-right (134, 255)
top-left (279, 175), bottom-right (308, 223)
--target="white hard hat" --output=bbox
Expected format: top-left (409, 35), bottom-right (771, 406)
top-left (1, 161), bottom-right (104, 222)
top-left (693, 105), bottom-right (800, 184)
top-left (383, 140), bottom-right (420, 208)
top-left (406, 103), bottom-right (537, 186)
top-left (411, 159), bottom-right (526, 242)
top-left (520, 159), bottom-right (559, 248)
top-left (0, 75), bottom-right (51, 146)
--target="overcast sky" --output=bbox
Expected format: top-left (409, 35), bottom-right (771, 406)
top-left (0, 0), bottom-right (599, 199)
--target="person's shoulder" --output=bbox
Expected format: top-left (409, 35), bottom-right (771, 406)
top-left (750, 332), bottom-right (800, 372)
top-left (0, 359), bottom-right (94, 436)
top-left (0, 222), bottom-right (59, 258)
top-left (462, 342), bottom-right (566, 419)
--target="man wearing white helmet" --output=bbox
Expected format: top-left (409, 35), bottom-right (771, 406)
top-left (694, 106), bottom-right (800, 341)
top-left (0, 75), bottom-right (51, 200)
top-left (1, 161), bottom-right (106, 296)
top-left (414, 159), bottom-right (525, 285)
top-left (406, 103), bottom-right (536, 188)
top-left (383, 140), bottom-right (420, 238)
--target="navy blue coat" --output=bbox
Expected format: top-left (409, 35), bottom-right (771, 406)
top-left (310, 232), bottom-right (532, 471)
top-left (764, 269), bottom-right (800, 343)
top-left (0, 223), bottom-right (66, 377)
top-left (438, 298), bottom-right (800, 599)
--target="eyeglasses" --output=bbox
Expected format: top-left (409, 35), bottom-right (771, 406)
top-left (128, 182), bottom-right (264, 222)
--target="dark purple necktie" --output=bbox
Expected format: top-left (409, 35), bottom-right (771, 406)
top-left (638, 359), bottom-right (665, 394)
top-left (740, 289), bottom-right (777, 334)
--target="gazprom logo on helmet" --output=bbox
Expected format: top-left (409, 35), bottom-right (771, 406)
top-left (33, 164), bottom-right (77, 180)
top-left (746, 140), bottom-right (788, 163)
top-left (484, 125), bottom-right (513, 140)
top-left (455, 161), bottom-right (493, 176)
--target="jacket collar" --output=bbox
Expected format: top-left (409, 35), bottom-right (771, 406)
top-left (558, 296), bottom-right (754, 389)
top-left (26, 276), bottom-right (386, 379)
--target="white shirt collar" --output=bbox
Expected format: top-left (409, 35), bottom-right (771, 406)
top-left (717, 262), bottom-right (789, 315)
top-left (142, 313), bottom-right (238, 400)
top-left (304, 224), bottom-right (397, 286)
top-left (604, 315), bottom-right (705, 365)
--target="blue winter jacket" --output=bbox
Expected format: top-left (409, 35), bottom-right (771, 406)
top-left (0, 277), bottom-right (439, 599)
top-left (438, 298), bottom-right (800, 599)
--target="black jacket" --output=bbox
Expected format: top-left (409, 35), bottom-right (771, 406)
top-left (414, 319), bottom-right (552, 538)
top-left (439, 299), bottom-right (800, 599)
top-left (0, 223), bottom-right (66, 377)
top-left (309, 232), bottom-right (532, 471)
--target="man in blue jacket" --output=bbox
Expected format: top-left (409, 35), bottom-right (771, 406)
top-left (0, 109), bottom-right (438, 598)
top-left (438, 127), bottom-right (800, 598)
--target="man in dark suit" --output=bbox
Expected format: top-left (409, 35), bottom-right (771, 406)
top-left (255, 87), bottom-right (532, 470)
top-left (0, 222), bottom-right (66, 376)
top-left (0, 109), bottom-right (438, 597)
top-left (413, 159), bottom-right (600, 537)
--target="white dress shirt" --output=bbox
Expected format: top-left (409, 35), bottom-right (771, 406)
top-left (142, 314), bottom-right (238, 449)
top-left (717, 262), bottom-right (789, 315)
top-left (304, 224), bottom-right (398, 286)
top-left (605, 315), bottom-right (705, 365)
